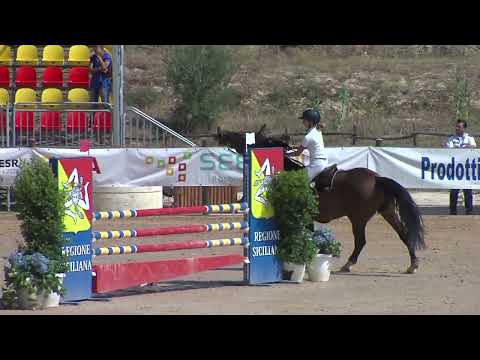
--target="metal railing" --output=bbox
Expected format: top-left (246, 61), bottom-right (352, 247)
top-left (0, 104), bottom-right (10, 147)
top-left (0, 186), bottom-right (13, 211)
top-left (9, 102), bottom-right (113, 147)
top-left (124, 107), bottom-right (196, 148)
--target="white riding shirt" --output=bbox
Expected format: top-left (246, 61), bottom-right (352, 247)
top-left (445, 133), bottom-right (476, 148)
top-left (301, 127), bottom-right (328, 181)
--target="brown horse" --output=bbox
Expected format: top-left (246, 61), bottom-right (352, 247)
top-left (217, 126), bottom-right (426, 274)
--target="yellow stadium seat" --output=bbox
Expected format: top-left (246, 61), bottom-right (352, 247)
top-left (16, 45), bottom-right (39, 65)
top-left (41, 88), bottom-right (63, 108)
top-left (0, 88), bottom-right (8, 129)
top-left (15, 88), bottom-right (37, 109)
top-left (0, 45), bottom-right (12, 65)
top-left (42, 45), bottom-right (65, 65)
top-left (68, 88), bottom-right (89, 102)
top-left (68, 45), bottom-right (90, 65)
top-left (68, 88), bottom-right (89, 109)
top-left (0, 88), bottom-right (9, 106)
top-left (104, 45), bottom-right (113, 54)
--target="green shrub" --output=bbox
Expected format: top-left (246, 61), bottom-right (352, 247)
top-left (2, 158), bottom-right (68, 308)
top-left (14, 158), bottom-right (67, 264)
top-left (166, 45), bottom-right (236, 131)
top-left (268, 170), bottom-right (319, 265)
top-left (452, 68), bottom-right (471, 121)
top-left (335, 85), bottom-right (351, 131)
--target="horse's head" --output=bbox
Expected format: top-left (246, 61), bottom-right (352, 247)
top-left (216, 127), bottom-right (245, 154)
top-left (216, 124), bottom-right (269, 154)
top-left (215, 123), bottom-right (292, 154)
top-left (263, 135), bottom-right (292, 150)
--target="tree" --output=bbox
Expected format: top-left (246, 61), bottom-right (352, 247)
top-left (166, 46), bottom-right (235, 132)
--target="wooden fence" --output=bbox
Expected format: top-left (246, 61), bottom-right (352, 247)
top-left (188, 125), bottom-right (480, 148)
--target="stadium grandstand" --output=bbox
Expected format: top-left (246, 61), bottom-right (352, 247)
top-left (0, 45), bottom-right (117, 148)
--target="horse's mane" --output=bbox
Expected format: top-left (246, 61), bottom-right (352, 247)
top-left (216, 128), bottom-right (303, 171)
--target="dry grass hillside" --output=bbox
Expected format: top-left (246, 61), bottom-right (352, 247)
top-left (125, 45), bottom-right (480, 146)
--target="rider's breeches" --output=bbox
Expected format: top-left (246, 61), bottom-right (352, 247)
top-left (306, 160), bottom-right (328, 182)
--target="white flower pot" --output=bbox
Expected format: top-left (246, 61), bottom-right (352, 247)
top-left (283, 262), bottom-right (306, 283)
top-left (307, 254), bottom-right (332, 282)
top-left (38, 291), bottom-right (60, 309)
top-left (38, 273), bottom-right (65, 309)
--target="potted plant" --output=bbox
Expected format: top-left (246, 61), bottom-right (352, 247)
top-left (1, 158), bottom-right (67, 309)
top-left (307, 226), bottom-right (342, 282)
top-left (268, 170), bottom-right (319, 283)
top-left (2, 251), bottom-right (66, 309)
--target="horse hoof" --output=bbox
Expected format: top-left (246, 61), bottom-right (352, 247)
top-left (340, 265), bottom-right (351, 273)
top-left (405, 267), bottom-right (417, 274)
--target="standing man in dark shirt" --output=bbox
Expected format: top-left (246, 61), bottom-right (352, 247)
top-left (89, 46), bottom-right (102, 104)
top-left (89, 46), bottom-right (113, 103)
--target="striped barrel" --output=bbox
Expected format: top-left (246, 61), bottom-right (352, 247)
top-left (94, 237), bottom-right (248, 256)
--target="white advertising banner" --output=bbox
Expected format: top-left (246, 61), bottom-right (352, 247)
top-left (31, 147), bottom-right (245, 187)
top-left (2, 146), bottom-right (480, 189)
top-left (319, 146), bottom-right (369, 170)
top-left (0, 148), bottom-right (32, 186)
top-left (368, 147), bottom-right (480, 189)
top-left (1, 147), bottom-right (245, 187)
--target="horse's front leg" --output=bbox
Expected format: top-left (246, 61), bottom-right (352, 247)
top-left (340, 219), bottom-right (367, 272)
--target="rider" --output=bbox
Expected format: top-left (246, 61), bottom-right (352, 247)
top-left (289, 108), bottom-right (328, 182)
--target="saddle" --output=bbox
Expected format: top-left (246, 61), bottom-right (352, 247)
top-left (313, 164), bottom-right (338, 192)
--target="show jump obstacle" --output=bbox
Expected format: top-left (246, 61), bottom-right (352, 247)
top-left (50, 146), bottom-right (284, 302)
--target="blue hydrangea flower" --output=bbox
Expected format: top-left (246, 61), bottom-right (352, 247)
top-left (8, 252), bottom-right (26, 268)
top-left (312, 226), bottom-right (336, 247)
top-left (31, 253), bottom-right (49, 274)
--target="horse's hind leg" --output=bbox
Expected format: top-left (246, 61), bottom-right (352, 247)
top-left (379, 204), bottom-right (418, 274)
top-left (340, 219), bottom-right (367, 272)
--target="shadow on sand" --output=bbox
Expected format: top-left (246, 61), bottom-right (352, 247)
top-left (331, 271), bottom-right (405, 278)
top-left (419, 206), bottom-right (476, 216)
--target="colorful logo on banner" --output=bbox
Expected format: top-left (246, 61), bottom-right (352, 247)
top-left (248, 148), bottom-right (284, 284)
top-left (250, 148), bottom-right (282, 219)
top-left (57, 160), bottom-right (92, 232)
top-left (145, 152), bottom-right (190, 183)
top-left (51, 157), bottom-right (94, 301)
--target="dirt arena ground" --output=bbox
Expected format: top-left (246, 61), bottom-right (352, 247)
top-left (1, 207), bottom-right (479, 315)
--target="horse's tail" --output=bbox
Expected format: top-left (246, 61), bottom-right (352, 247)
top-left (376, 177), bottom-right (426, 251)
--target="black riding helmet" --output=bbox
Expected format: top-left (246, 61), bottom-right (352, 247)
top-left (299, 108), bottom-right (321, 125)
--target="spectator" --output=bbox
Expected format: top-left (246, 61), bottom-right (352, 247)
top-left (89, 46), bottom-right (112, 104)
top-left (89, 47), bottom-right (102, 104)
top-left (445, 119), bottom-right (476, 215)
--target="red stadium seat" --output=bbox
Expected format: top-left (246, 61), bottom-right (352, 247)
top-left (93, 112), bottom-right (111, 132)
top-left (41, 111), bottom-right (62, 130)
top-left (0, 66), bottom-right (9, 88)
top-left (0, 112), bottom-right (6, 128)
top-left (15, 111), bottom-right (34, 130)
top-left (15, 66), bottom-right (37, 88)
top-left (68, 67), bottom-right (89, 88)
top-left (42, 67), bottom-right (63, 88)
top-left (67, 112), bottom-right (87, 131)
